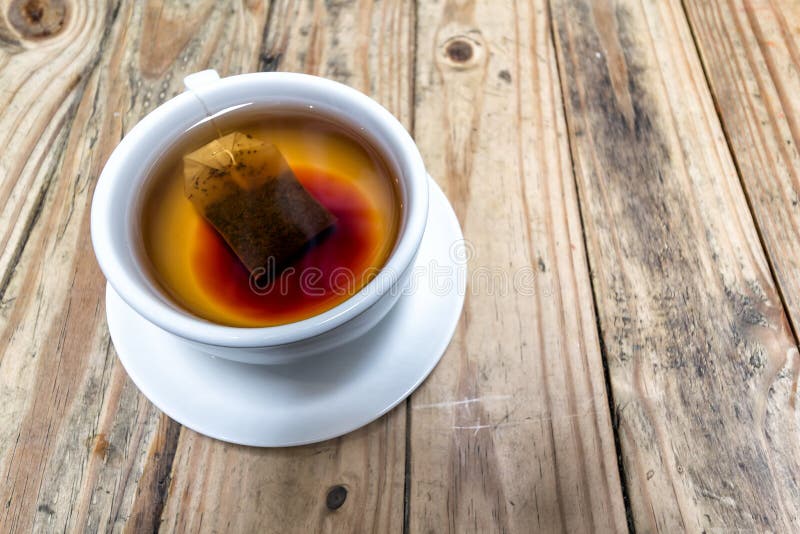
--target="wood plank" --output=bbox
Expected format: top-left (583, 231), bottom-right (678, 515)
top-left (684, 0), bottom-right (800, 352)
top-left (0, 1), bottom-right (269, 532)
top-left (407, 1), bottom-right (627, 532)
top-left (551, 0), bottom-right (800, 531)
top-left (157, 1), bottom-right (414, 532)
top-left (0, 0), bottom-right (115, 318)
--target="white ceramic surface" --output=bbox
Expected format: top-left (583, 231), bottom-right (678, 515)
top-left (91, 70), bottom-right (429, 363)
top-left (107, 179), bottom-right (465, 446)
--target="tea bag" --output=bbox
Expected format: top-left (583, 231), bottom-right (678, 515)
top-left (184, 132), bottom-right (336, 273)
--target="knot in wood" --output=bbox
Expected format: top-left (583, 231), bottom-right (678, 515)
top-left (8, 0), bottom-right (66, 40)
top-left (446, 39), bottom-right (473, 62)
top-left (440, 33), bottom-right (484, 69)
top-left (326, 485), bottom-right (347, 510)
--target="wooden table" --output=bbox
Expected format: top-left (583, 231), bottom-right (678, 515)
top-left (3, 0), bottom-right (800, 532)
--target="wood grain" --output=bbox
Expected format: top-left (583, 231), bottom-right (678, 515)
top-left (552, 0), bottom-right (800, 531)
top-left (0, 0), bottom-right (115, 319)
top-left (407, 0), bottom-right (627, 532)
top-left (684, 0), bottom-right (800, 351)
top-left (157, 1), bottom-right (414, 532)
top-left (6, 0), bottom-right (800, 531)
top-left (0, 1), bottom-right (269, 531)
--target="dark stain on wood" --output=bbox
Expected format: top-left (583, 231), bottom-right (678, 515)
top-left (125, 415), bottom-right (182, 532)
top-left (557, 4), bottom-right (673, 280)
top-left (36, 503), bottom-right (54, 515)
top-left (7, 0), bottom-right (67, 39)
top-left (326, 485), bottom-right (347, 510)
top-left (498, 69), bottom-right (511, 83)
top-left (259, 51), bottom-right (282, 72)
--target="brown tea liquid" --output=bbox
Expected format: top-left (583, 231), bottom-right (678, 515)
top-left (141, 110), bottom-right (401, 327)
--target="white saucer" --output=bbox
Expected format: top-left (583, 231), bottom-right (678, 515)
top-left (106, 179), bottom-right (465, 446)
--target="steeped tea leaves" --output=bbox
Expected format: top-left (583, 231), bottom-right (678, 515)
top-left (183, 132), bottom-right (336, 273)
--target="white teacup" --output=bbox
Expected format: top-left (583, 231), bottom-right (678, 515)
top-left (91, 70), bottom-right (429, 364)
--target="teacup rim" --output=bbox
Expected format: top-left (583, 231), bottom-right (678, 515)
top-left (91, 71), bottom-right (428, 347)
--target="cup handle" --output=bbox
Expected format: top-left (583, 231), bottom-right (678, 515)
top-left (183, 70), bottom-right (220, 92)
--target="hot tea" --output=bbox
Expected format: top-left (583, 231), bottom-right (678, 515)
top-left (140, 108), bottom-right (401, 327)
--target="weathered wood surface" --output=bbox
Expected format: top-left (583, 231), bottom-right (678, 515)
top-left (0, 1), bottom-right (273, 532)
top-left (684, 0), bottom-right (800, 345)
top-left (3, 0), bottom-right (800, 532)
top-left (552, 0), bottom-right (800, 531)
top-left (407, 0), bottom-right (626, 532)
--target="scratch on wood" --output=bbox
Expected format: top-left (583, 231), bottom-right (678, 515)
top-left (453, 405), bottom-right (604, 435)
top-left (413, 395), bottom-right (511, 410)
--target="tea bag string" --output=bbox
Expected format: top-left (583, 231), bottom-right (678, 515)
top-left (186, 87), bottom-right (236, 165)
